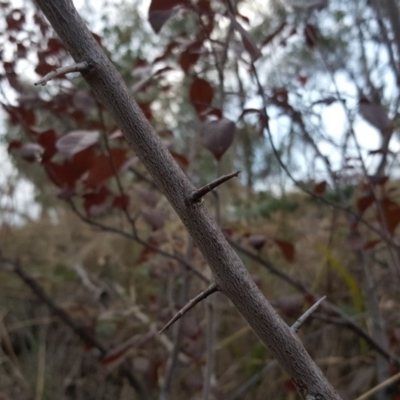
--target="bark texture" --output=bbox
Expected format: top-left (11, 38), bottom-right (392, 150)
top-left (34, 1), bottom-right (341, 398)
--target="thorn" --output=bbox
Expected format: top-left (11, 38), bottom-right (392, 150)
top-left (291, 296), bottom-right (326, 333)
top-left (34, 61), bottom-right (90, 86)
top-left (159, 283), bottom-right (219, 334)
top-left (186, 171), bottom-right (240, 205)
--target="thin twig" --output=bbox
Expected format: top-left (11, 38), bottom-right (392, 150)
top-left (34, 62), bottom-right (89, 86)
top-left (186, 171), bottom-right (240, 205)
top-left (68, 199), bottom-right (210, 283)
top-left (159, 283), bottom-right (219, 334)
top-left (227, 298), bottom-right (326, 400)
top-left (291, 296), bottom-right (326, 333)
top-left (355, 369), bottom-right (400, 400)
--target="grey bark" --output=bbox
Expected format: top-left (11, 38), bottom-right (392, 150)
top-left (33, 0), bottom-right (341, 398)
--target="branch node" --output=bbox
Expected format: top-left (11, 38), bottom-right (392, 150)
top-left (34, 61), bottom-right (90, 86)
top-left (291, 296), bottom-right (327, 333)
top-left (185, 171), bottom-right (240, 206)
top-left (159, 283), bottom-right (219, 334)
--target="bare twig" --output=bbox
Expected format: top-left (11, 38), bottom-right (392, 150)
top-left (355, 370), bottom-right (400, 400)
top-left (159, 283), bottom-right (219, 334)
top-left (34, 62), bottom-right (89, 86)
top-left (186, 171), bottom-right (240, 205)
top-left (292, 296), bottom-right (326, 333)
top-left (68, 199), bottom-right (210, 283)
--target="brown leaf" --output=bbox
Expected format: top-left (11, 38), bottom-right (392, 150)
top-left (141, 208), bottom-right (165, 231)
top-left (10, 142), bottom-right (43, 163)
top-left (170, 151), bottom-right (189, 167)
top-left (357, 195), bottom-right (374, 213)
top-left (274, 239), bottom-right (295, 263)
top-left (304, 24), bottom-right (318, 48)
top-left (148, 0), bottom-right (188, 33)
top-left (314, 181), bottom-right (327, 195)
top-left (83, 186), bottom-right (111, 217)
top-left (273, 295), bottom-right (304, 318)
top-left (56, 130), bottom-right (99, 158)
top-left (364, 239), bottom-right (381, 250)
top-left (248, 235), bottom-right (266, 251)
top-left (199, 117), bottom-right (235, 160)
top-left (378, 198), bottom-right (400, 235)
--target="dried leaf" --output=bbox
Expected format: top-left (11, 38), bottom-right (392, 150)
top-left (248, 235), bottom-right (266, 251)
top-left (199, 117), bottom-right (235, 160)
top-left (274, 239), bottom-right (295, 263)
top-left (148, 0), bottom-right (188, 33)
top-left (314, 181), bottom-right (327, 195)
top-left (379, 198), bottom-right (400, 235)
top-left (357, 195), bottom-right (374, 213)
top-left (56, 130), bottom-right (99, 158)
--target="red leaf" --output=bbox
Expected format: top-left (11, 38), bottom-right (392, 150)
top-left (139, 102), bottom-right (153, 121)
top-left (47, 37), bottom-right (65, 53)
top-left (6, 9), bottom-right (25, 31)
top-left (314, 181), bottom-right (327, 195)
top-left (71, 146), bottom-right (97, 176)
top-left (199, 117), bottom-right (235, 160)
top-left (85, 148), bottom-right (127, 188)
top-left (83, 186), bottom-right (111, 217)
top-left (274, 239), bottom-right (295, 262)
top-left (38, 129), bottom-right (57, 163)
top-left (35, 61), bottom-right (56, 77)
top-left (170, 151), bottom-right (189, 167)
top-left (56, 130), bottom-right (99, 158)
top-left (179, 41), bottom-right (203, 73)
top-left (304, 24), bottom-right (318, 48)
top-left (7, 140), bottom-right (22, 152)
top-left (379, 198), bottom-right (400, 235)
top-left (190, 78), bottom-right (214, 114)
top-left (45, 147), bottom-right (96, 189)
top-left (45, 162), bottom-right (81, 189)
top-left (298, 75), bottom-right (307, 86)
top-left (3, 104), bottom-right (36, 126)
top-left (113, 194), bottom-right (130, 210)
top-left (357, 195), bottom-right (374, 213)
top-left (148, 0), bottom-right (188, 33)
top-left (364, 239), bottom-right (381, 250)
